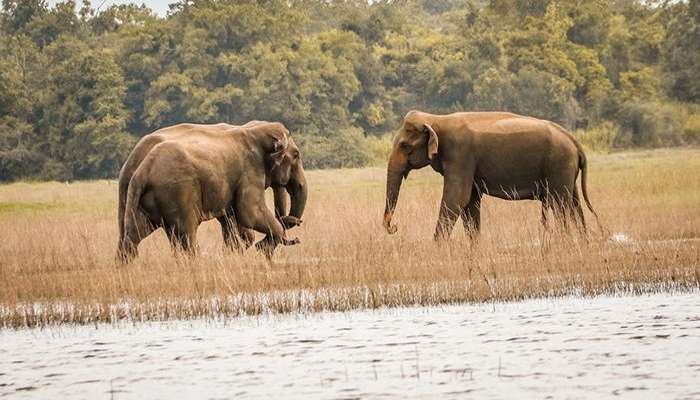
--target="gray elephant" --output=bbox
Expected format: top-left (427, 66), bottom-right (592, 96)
top-left (118, 121), bottom-right (307, 261)
top-left (117, 121), bottom-right (306, 256)
top-left (383, 110), bottom-right (600, 240)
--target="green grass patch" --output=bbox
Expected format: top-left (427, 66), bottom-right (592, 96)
top-left (0, 201), bottom-right (63, 214)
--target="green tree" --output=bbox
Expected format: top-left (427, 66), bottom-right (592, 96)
top-left (0, 0), bottom-right (698, 181)
top-left (0, 32), bottom-right (47, 181)
top-left (663, 0), bottom-right (700, 102)
top-left (41, 37), bottom-right (133, 179)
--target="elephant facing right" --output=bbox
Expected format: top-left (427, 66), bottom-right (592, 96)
top-left (118, 121), bottom-right (307, 262)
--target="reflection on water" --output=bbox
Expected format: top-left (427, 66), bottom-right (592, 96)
top-left (1, 292), bottom-right (699, 399)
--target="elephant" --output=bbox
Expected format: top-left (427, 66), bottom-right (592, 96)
top-left (117, 121), bottom-right (307, 262)
top-left (383, 110), bottom-right (600, 241)
top-left (116, 121), bottom-right (305, 259)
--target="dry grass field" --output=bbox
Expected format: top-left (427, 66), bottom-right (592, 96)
top-left (1, 148), bottom-right (699, 328)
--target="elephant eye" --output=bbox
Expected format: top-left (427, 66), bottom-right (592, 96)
top-left (399, 141), bottom-right (411, 150)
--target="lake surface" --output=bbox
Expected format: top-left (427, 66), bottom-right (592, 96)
top-left (2, 291), bottom-right (699, 399)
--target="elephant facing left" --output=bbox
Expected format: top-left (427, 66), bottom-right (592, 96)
top-left (117, 121), bottom-right (307, 262)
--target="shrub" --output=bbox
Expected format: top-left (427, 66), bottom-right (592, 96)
top-left (295, 127), bottom-right (373, 169)
top-left (615, 101), bottom-right (688, 147)
top-left (365, 134), bottom-right (393, 166)
top-left (0, 147), bottom-right (44, 182)
top-left (575, 122), bottom-right (621, 153)
top-left (40, 160), bottom-right (73, 182)
top-left (682, 113), bottom-right (700, 144)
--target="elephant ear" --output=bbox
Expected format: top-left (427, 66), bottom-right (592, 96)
top-left (268, 127), bottom-right (289, 165)
top-left (424, 123), bottom-right (438, 160)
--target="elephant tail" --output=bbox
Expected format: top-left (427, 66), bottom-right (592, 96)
top-left (576, 143), bottom-right (604, 234)
top-left (549, 120), bottom-right (604, 235)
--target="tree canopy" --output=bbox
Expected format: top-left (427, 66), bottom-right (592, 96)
top-left (1, 0), bottom-right (698, 181)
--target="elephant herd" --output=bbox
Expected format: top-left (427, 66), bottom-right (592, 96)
top-left (117, 110), bottom-right (600, 263)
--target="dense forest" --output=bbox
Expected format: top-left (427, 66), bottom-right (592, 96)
top-left (0, 0), bottom-right (698, 181)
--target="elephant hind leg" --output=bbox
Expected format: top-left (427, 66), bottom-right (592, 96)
top-left (547, 186), bottom-right (587, 236)
top-left (160, 181), bottom-right (202, 256)
top-left (118, 210), bottom-right (157, 264)
top-left (164, 221), bottom-right (198, 255)
top-left (540, 190), bottom-right (569, 233)
top-left (161, 209), bottom-right (199, 256)
top-left (571, 188), bottom-right (587, 234)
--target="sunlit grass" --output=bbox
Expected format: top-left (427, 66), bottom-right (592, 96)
top-left (0, 148), bottom-right (699, 328)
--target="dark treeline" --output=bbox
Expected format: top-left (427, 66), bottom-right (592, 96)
top-left (1, 0), bottom-right (698, 181)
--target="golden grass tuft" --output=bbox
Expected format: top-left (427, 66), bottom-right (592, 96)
top-left (1, 148), bottom-right (699, 328)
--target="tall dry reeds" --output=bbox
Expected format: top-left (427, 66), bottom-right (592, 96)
top-left (0, 148), bottom-right (698, 328)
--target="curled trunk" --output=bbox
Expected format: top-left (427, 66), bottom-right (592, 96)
top-left (273, 185), bottom-right (288, 218)
top-left (273, 166), bottom-right (307, 229)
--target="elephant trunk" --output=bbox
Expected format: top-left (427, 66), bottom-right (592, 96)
top-left (288, 167), bottom-right (307, 220)
top-left (383, 167), bottom-right (404, 234)
top-left (273, 185), bottom-right (289, 218)
top-left (273, 165), bottom-right (307, 229)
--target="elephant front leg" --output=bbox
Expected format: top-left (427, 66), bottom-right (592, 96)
top-left (243, 204), bottom-right (296, 259)
top-left (435, 173), bottom-right (473, 241)
top-left (218, 216), bottom-right (254, 254)
top-left (461, 187), bottom-right (482, 241)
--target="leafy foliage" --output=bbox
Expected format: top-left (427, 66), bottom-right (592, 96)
top-left (0, 0), bottom-right (698, 180)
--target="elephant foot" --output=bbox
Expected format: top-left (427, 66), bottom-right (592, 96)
top-left (254, 234), bottom-right (299, 260)
top-left (279, 215), bottom-right (302, 229)
top-left (282, 237), bottom-right (300, 246)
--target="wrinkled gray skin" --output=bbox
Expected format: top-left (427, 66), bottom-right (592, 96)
top-left (117, 121), bottom-right (306, 258)
top-left (383, 110), bottom-right (600, 240)
top-left (117, 122), bottom-right (307, 262)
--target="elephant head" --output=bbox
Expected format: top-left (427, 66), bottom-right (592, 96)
top-left (244, 122), bottom-right (307, 230)
top-left (271, 137), bottom-right (307, 230)
top-left (383, 111), bottom-right (439, 234)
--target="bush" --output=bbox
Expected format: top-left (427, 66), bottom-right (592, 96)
top-left (295, 127), bottom-right (373, 169)
top-left (615, 101), bottom-right (689, 147)
top-left (683, 113), bottom-right (700, 144)
top-left (0, 147), bottom-right (44, 182)
top-left (575, 122), bottom-right (622, 153)
top-left (40, 160), bottom-right (73, 182)
top-left (365, 134), bottom-right (393, 166)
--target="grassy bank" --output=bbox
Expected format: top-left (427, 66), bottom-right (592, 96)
top-left (1, 148), bottom-right (699, 328)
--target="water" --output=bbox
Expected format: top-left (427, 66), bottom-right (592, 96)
top-left (2, 292), bottom-right (699, 399)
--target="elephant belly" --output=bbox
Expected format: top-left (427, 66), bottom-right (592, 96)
top-left (474, 173), bottom-right (544, 201)
top-left (199, 180), bottom-right (234, 220)
top-left (473, 144), bottom-right (548, 200)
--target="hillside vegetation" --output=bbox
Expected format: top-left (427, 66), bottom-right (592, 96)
top-left (1, 0), bottom-right (699, 181)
